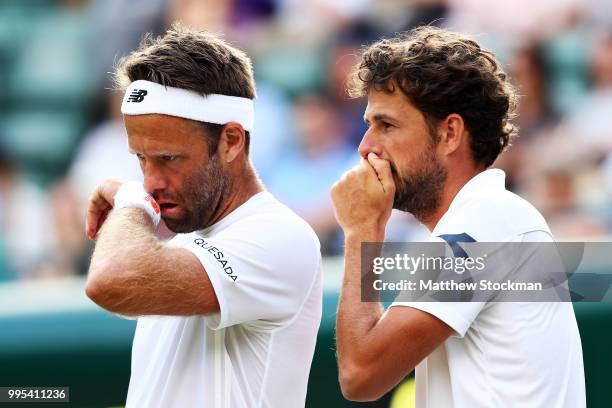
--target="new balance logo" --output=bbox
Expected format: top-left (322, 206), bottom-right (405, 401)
top-left (127, 89), bottom-right (148, 103)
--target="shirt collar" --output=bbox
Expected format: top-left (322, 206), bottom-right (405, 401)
top-left (432, 168), bottom-right (506, 234)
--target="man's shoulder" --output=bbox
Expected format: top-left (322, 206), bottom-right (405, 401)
top-left (178, 193), bottom-right (320, 256)
top-left (437, 188), bottom-right (551, 241)
top-left (168, 195), bottom-right (322, 281)
top-left (232, 193), bottom-right (320, 246)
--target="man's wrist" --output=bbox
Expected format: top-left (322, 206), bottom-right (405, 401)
top-left (114, 182), bottom-right (161, 227)
top-left (344, 225), bottom-right (385, 243)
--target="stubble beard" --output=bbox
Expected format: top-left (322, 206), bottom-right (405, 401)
top-left (163, 154), bottom-right (232, 233)
top-left (392, 142), bottom-right (448, 222)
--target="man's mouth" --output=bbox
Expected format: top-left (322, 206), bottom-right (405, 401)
top-left (158, 201), bottom-right (180, 216)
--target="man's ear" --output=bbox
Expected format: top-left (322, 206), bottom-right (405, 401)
top-left (218, 122), bottom-right (245, 163)
top-left (437, 113), bottom-right (465, 156)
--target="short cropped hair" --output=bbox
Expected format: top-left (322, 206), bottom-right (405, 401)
top-left (114, 23), bottom-right (255, 156)
top-left (348, 26), bottom-right (518, 167)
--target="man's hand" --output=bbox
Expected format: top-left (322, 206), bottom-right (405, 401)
top-left (332, 153), bottom-right (454, 401)
top-left (85, 179), bottom-right (125, 240)
top-left (331, 153), bottom-right (395, 235)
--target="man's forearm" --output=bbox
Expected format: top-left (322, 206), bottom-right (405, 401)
top-left (85, 207), bottom-right (220, 317)
top-left (87, 208), bottom-right (160, 294)
top-left (336, 228), bottom-right (384, 372)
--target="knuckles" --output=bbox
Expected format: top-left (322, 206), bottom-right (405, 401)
top-left (95, 179), bottom-right (125, 203)
top-left (331, 165), bottom-right (381, 197)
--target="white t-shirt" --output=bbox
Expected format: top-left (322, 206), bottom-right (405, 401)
top-left (125, 192), bottom-right (322, 408)
top-left (391, 169), bottom-right (586, 408)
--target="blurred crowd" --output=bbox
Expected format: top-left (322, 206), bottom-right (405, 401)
top-left (1, 0), bottom-right (611, 281)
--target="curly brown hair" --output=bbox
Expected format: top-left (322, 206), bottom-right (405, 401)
top-left (348, 26), bottom-right (518, 167)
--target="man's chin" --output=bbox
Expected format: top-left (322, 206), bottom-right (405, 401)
top-left (162, 216), bottom-right (197, 234)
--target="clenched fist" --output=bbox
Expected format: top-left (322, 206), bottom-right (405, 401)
top-left (331, 152), bottom-right (395, 236)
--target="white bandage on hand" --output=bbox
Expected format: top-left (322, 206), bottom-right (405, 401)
top-left (113, 181), bottom-right (161, 227)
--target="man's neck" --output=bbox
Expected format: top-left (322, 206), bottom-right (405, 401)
top-left (207, 164), bottom-right (265, 227)
top-left (420, 167), bottom-right (485, 232)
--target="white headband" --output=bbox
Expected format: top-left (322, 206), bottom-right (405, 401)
top-left (121, 80), bottom-right (254, 132)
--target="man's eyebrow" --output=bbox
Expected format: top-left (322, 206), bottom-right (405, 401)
top-left (151, 151), bottom-right (181, 157)
top-left (128, 149), bottom-right (184, 157)
top-left (364, 113), bottom-right (395, 123)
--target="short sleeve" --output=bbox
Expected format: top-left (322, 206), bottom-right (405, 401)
top-left (173, 215), bottom-right (321, 331)
top-left (390, 230), bottom-right (554, 337)
top-left (389, 301), bottom-right (484, 337)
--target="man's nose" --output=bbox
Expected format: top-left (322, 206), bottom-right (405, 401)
top-left (357, 131), bottom-right (383, 159)
top-left (143, 164), bottom-right (168, 194)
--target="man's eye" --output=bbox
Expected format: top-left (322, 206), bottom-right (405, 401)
top-left (161, 155), bottom-right (176, 162)
top-left (136, 153), bottom-right (145, 161)
top-left (382, 121), bottom-right (393, 130)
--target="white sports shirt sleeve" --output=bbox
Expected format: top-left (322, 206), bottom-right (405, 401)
top-left (177, 213), bottom-right (320, 331)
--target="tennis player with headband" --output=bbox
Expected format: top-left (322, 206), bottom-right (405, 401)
top-left (84, 25), bottom-right (322, 408)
